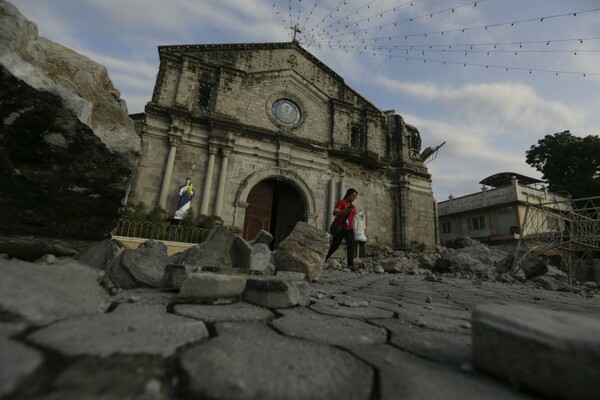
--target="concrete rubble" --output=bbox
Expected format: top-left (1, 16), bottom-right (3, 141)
top-left (1, 223), bottom-right (600, 400)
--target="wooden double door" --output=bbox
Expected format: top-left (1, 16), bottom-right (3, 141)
top-left (243, 180), bottom-right (306, 249)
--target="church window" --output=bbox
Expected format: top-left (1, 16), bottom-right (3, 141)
top-left (197, 81), bottom-right (213, 111)
top-left (351, 123), bottom-right (363, 149)
top-left (271, 99), bottom-right (302, 128)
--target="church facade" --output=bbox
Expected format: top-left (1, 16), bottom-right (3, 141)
top-left (128, 41), bottom-right (438, 250)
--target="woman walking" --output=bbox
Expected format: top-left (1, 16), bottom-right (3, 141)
top-left (325, 188), bottom-right (358, 271)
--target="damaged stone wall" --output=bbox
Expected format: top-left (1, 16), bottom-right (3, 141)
top-left (129, 41), bottom-right (437, 250)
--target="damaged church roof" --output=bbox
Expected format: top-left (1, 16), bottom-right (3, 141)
top-left (479, 172), bottom-right (544, 188)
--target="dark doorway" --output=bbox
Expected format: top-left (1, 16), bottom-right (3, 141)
top-left (243, 179), bottom-right (306, 249)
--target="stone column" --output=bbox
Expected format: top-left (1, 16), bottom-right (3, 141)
top-left (338, 173), bottom-right (345, 200)
top-left (214, 147), bottom-right (232, 217)
top-left (200, 144), bottom-right (218, 215)
top-left (328, 178), bottom-right (337, 227)
top-left (158, 132), bottom-right (181, 209)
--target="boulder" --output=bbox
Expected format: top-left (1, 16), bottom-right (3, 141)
top-left (0, 2), bottom-right (141, 244)
top-left (513, 252), bottom-right (548, 279)
top-left (173, 226), bottom-right (251, 271)
top-left (273, 221), bottom-right (329, 282)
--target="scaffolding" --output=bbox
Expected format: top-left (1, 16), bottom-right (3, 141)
top-left (512, 195), bottom-right (600, 282)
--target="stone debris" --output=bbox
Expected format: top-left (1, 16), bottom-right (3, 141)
top-left (242, 276), bottom-right (310, 308)
top-left (173, 225), bottom-right (251, 271)
top-left (0, 336), bottom-right (43, 397)
top-left (162, 264), bottom-right (187, 291)
top-left (472, 304), bottom-right (600, 400)
top-left (179, 272), bottom-right (247, 304)
top-left (273, 221), bottom-right (330, 282)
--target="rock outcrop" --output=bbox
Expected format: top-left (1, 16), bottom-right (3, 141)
top-left (0, 1), bottom-right (141, 248)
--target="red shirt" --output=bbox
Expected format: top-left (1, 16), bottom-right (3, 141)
top-left (334, 198), bottom-right (357, 230)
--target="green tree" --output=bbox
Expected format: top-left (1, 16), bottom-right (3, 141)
top-left (526, 131), bottom-right (600, 199)
top-left (123, 202), bottom-right (147, 222)
top-left (147, 205), bottom-right (167, 225)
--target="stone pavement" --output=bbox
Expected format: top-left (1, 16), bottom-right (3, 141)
top-left (2, 268), bottom-right (600, 400)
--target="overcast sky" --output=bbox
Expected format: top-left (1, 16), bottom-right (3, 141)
top-left (10, 0), bottom-right (600, 202)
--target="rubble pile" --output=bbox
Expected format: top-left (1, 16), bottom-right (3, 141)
top-left (2, 224), bottom-right (600, 400)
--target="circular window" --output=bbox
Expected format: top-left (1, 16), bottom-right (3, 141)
top-left (271, 99), bottom-right (302, 128)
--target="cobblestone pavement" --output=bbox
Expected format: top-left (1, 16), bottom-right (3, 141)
top-left (3, 269), bottom-right (600, 400)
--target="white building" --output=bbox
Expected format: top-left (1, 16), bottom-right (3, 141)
top-left (438, 172), bottom-right (572, 249)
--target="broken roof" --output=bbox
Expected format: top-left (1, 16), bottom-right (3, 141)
top-left (479, 172), bottom-right (544, 188)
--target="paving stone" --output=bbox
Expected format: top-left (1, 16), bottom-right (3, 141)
top-left (35, 355), bottom-right (168, 400)
top-left (0, 336), bottom-right (43, 398)
top-left (179, 272), bottom-right (247, 304)
top-left (180, 321), bottom-right (373, 400)
top-left (174, 302), bottom-right (274, 323)
top-left (0, 321), bottom-right (29, 338)
top-left (309, 298), bottom-right (395, 319)
top-left (273, 307), bottom-right (387, 346)
top-left (375, 318), bottom-right (472, 366)
top-left (0, 259), bottom-right (111, 325)
top-left (472, 303), bottom-right (600, 400)
top-left (348, 344), bottom-right (536, 400)
top-left (243, 276), bottom-right (309, 308)
top-left (395, 303), bottom-right (470, 333)
top-left (111, 288), bottom-right (179, 306)
top-left (27, 304), bottom-right (208, 358)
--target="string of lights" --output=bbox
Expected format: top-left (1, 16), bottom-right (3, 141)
top-left (274, 0), bottom-right (599, 78)
top-left (328, 46), bottom-right (600, 77)
top-left (323, 0), bottom-right (485, 39)
top-left (317, 7), bottom-right (600, 44)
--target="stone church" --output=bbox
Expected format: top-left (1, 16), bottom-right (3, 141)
top-left (128, 41), bottom-right (438, 250)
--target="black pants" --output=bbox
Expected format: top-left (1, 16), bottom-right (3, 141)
top-left (326, 229), bottom-right (355, 267)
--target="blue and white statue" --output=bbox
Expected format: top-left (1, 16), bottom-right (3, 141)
top-left (174, 178), bottom-right (195, 220)
top-left (354, 210), bottom-right (367, 242)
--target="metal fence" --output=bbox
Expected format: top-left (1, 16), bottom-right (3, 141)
top-left (513, 195), bottom-right (600, 282)
top-left (112, 219), bottom-right (210, 244)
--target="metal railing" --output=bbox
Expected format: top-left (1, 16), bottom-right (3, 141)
top-left (512, 195), bottom-right (600, 282)
top-left (112, 219), bottom-right (210, 244)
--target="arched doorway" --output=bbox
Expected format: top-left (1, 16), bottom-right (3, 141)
top-left (243, 179), bottom-right (306, 249)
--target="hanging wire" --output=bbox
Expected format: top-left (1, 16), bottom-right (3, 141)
top-left (304, 0), bottom-right (349, 45)
top-left (323, 7), bottom-right (600, 44)
top-left (273, 1), bottom-right (599, 78)
top-left (326, 0), bottom-right (484, 39)
top-left (327, 46), bottom-right (600, 76)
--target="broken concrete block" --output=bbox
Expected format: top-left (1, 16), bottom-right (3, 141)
top-left (0, 336), bottom-right (43, 398)
top-left (273, 221), bottom-right (329, 282)
top-left (162, 264), bottom-right (187, 291)
top-left (248, 229), bottom-right (273, 246)
top-left (472, 304), bottom-right (600, 400)
top-left (179, 272), bottom-right (247, 304)
top-left (250, 243), bottom-right (274, 274)
top-left (275, 271), bottom-right (306, 280)
top-left (243, 277), bottom-right (310, 308)
top-left (174, 226), bottom-right (251, 271)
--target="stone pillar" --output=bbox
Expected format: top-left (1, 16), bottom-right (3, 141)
top-left (214, 147), bottom-right (232, 217)
top-left (158, 132), bottom-right (181, 209)
top-left (338, 173), bottom-right (345, 200)
top-left (328, 178), bottom-right (336, 227)
top-left (200, 144), bottom-right (218, 215)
